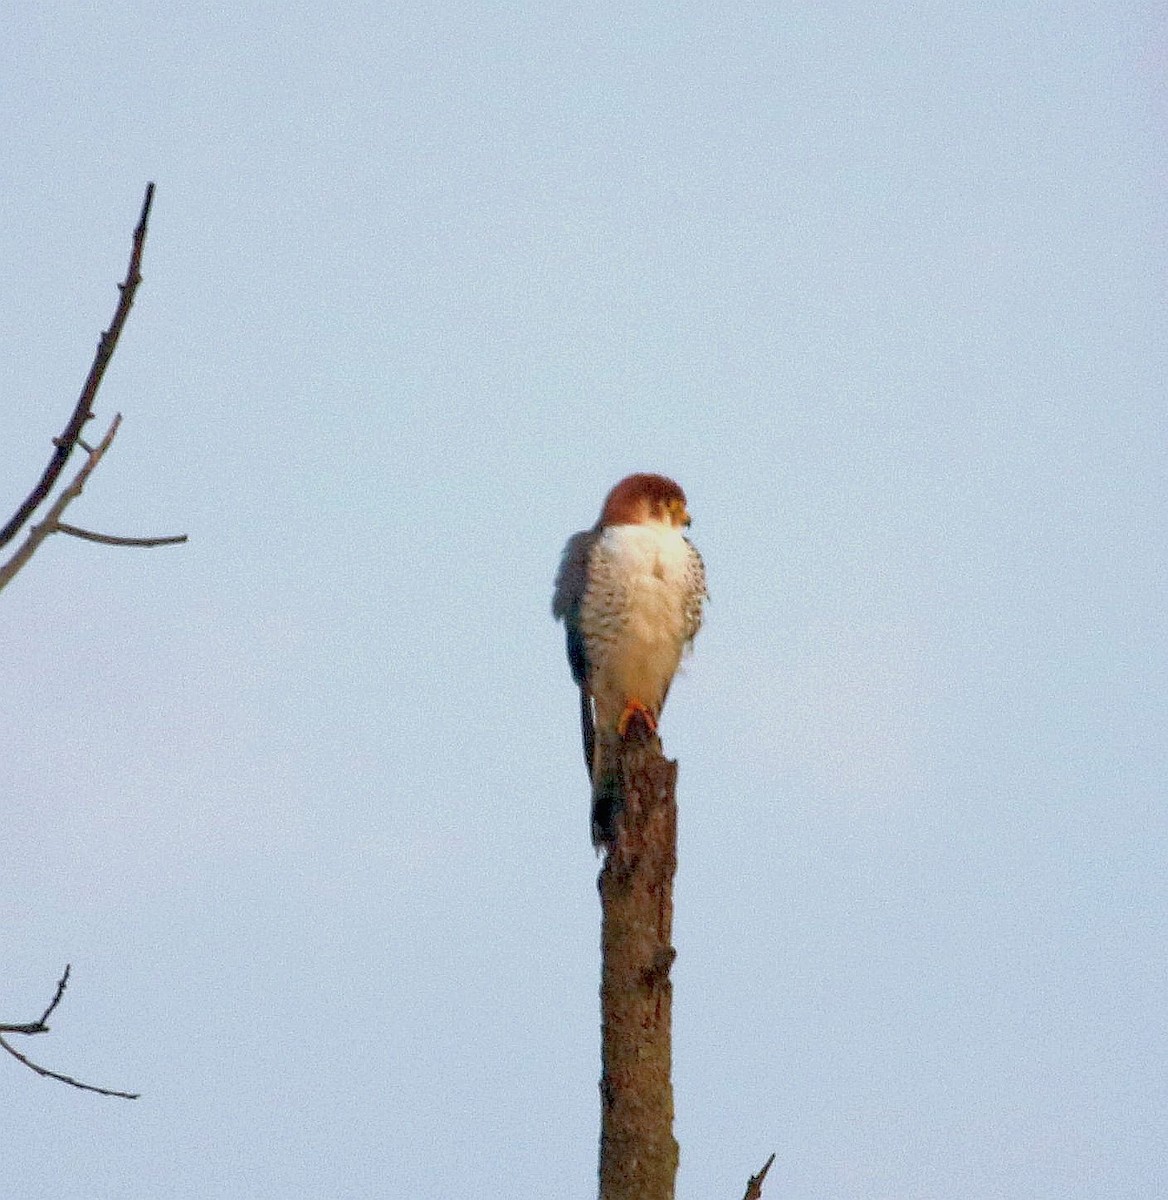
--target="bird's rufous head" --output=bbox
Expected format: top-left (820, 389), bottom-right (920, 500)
top-left (597, 473), bottom-right (692, 529)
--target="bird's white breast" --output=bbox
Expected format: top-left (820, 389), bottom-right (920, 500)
top-left (581, 522), bottom-right (702, 718)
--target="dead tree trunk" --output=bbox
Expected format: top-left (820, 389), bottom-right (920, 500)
top-left (597, 720), bottom-right (680, 1200)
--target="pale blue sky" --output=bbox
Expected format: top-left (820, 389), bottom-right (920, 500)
top-left (2, 3), bottom-right (1164, 1197)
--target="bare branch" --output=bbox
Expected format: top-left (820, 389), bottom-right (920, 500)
top-left (1, 190), bottom-right (164, 1103)
top-left (0, 964), bottom-right (71, 1036)
top-left (0, 415), bottom-right (122, 593)
top-left (741, 1153), bottom-right (776, 1200)
top-left (0, 185), bottom-right (186, 592)
top-left (0, 1036), bottom-right (140, 1100)
top-left (0, 1020), bottom-right (51, 1036)
top-left (0, 967), bottom-right (139, 1100)
top-left (37, 962), bottom-right (72, 1026)
top-left (0, 183), bottom-right (155, 550)
top-left (56, 524), bottom-right (188, 548)
top-left (0, 410), bottom-right (187, 592)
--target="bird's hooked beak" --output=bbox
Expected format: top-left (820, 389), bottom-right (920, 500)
top-left (669, 498), bottom-right (692, 528)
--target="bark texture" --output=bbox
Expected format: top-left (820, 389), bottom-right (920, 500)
top-left (597, 722), bottom-right (679, 1200)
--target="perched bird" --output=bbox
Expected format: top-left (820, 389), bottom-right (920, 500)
top-left (553, 473), bottom-right (706, 847)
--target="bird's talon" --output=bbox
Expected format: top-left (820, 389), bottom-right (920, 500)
top-left (617, 699), bottom-right (657, 738)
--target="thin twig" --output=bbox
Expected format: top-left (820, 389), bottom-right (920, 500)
top-left (0, 414), bottom-right (186, 591)
top-left (0, 1035), bottom-right (140, 1100)
top-left (742, 1153), bottom-right (776, 1200)
top-left (0, 415), bottom-right (122, 592)
top-left (57, 524), bottom-right (188, 548)
top-left (0, 183), bottom-right (155, 550)
top-left (37, 962), bottom-right (72, 1027)
top-left (0, 966), bottom-right (139, 1100)
top-left (0, 964), bottom-right (69, 1035)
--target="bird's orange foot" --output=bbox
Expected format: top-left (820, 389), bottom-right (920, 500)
top-left (617, 699), bottom-right (657, 739)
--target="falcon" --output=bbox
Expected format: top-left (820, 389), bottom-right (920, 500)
top-left (553, 473), bottom-right (706, 847)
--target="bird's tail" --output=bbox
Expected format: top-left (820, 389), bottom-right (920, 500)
top-left (579, 687), bottom-right (595, 777)
top-left (590, 726), bottom-right (623, 849)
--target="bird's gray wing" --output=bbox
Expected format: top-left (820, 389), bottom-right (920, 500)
top-left (553, 529), bottom-right (597, 775)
